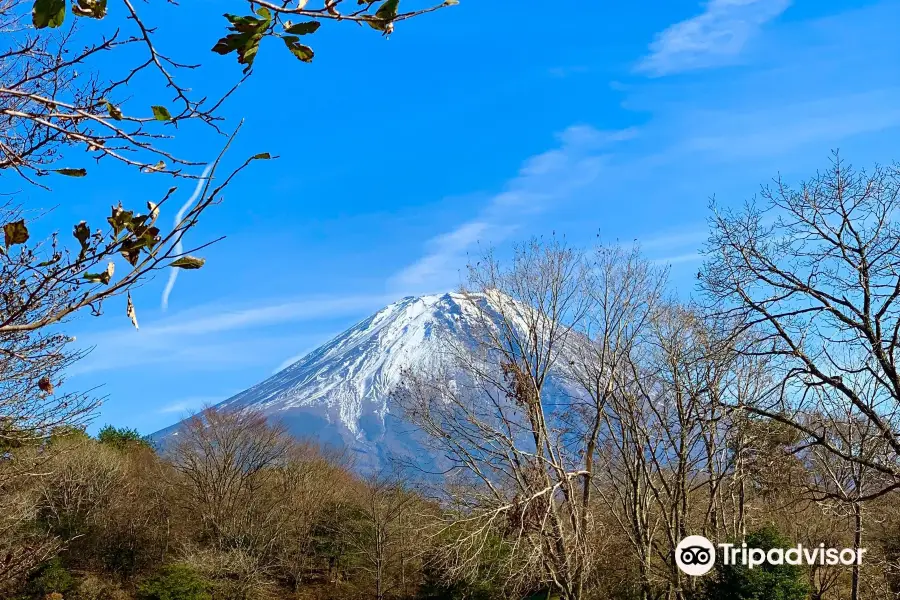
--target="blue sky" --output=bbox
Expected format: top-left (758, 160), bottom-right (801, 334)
top-left (38, 0), bottom-right (900, 433)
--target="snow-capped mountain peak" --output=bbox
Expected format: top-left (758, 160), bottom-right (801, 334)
top-left (154, 292), bottom-right (513, 469)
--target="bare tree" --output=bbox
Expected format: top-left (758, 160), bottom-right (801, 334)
top-left (561, 245), bottom-right (667, 600)
top-left (342, 470), bottom-right (420, 600)
top-left (273, 443), bottom-right (352, 593)
top-left (399, 239), bottom-right (610, 599)
top-left (806, 405), bottom-right (893, 600)
top-left (168, 407), bottom-right (293, 563)
top-left (596, 303), bottom-right (751, 600)
top-left (701, 154), bottom-right (900, 497)
top-left (0, 463), bottom-right (59, 592)
top-left (35, 436), bottom-right (123, 541)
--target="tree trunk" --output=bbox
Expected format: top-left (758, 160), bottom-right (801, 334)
top-left (851, 502), bottom-right (862, 600)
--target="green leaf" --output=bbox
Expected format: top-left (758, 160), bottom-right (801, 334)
top-left (73, 222), bottom-right (90, 244)
top-left (73, 222), bottom-right (90, 245)
top-left (119, 243), bottom-right (140, 266)
top-left (251, 152), bottom-right (271, 160)
top-left (224, 13), bottom-right (255, 26)
top-left (124, 224), bottom-right (160, 253)
top-left (72, 0), bottom-right (107, 18)
top-left (36, 253), bottom-right (63, 268)
top-left (283, 36), bottom-right (314, 63)
top-left (54, 168), bottom-right (87, 177)
top-left (170, 256), bottom-right (206, 269)
top-left (142, 160), bottom-right (166, 173)
top-left (3, 220), bottom-right (29, 248)
top-left (73, 221), bottom-right (90, 259)
top-left (255, 6), bottom-right (270, 18)
top-left (284, 21), bottom-right (320, 35)
top-left (84, 262), bottom-right (114, 285)
top-left (375, 0), bottom-right (399, 20)
top-left (105, 101), bottom-right (123, 120)
top-left (213, 12), bottom-right (271, 73)
top-left (108, 205), bottom-right (134, 237)
top-left (83, 273), bottom-right (107, 284)
top-left (213, 32), bottom-right (264, 72)
top-left (32, 0), bottom-right (66, 28)
top-left (363, 16), bottom-right (387, 31)
top-left (151, 105), bottom-right (172, 121)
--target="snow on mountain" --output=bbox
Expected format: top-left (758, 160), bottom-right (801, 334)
top-left (153, 292), bottom-right (522, 471)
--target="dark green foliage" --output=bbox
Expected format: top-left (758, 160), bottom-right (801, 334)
top-left (23, 559), bottom-right (74, 598)
top-left (54, 168), bottom-right (87, 177)
top-left (211, 8), bottom-right (273, 73)
top-left (137, 564), bottom-right (211, 600)
top-left (0, 419), bottom-right (86, 452)
top-left (33, 0), bottom-right (104, 26)
top-left (310, 500), bottom-right (357, 572)
top-left (97, 424), bottom-right (154, 451)
top-left (150, 106), bottom-right (172, 122)
top-left (46, 425), bottom-right (91, 449)
top-left (169, 256), bottom-right (206, 270)
top-left (416, 570), bottom-right (499, 600)
top-left (700, 526), bottom-right (809, 600)
top-left (284, 21), bottom-right (320, 34)
top-left (31, 0), bottom-right (65, 28)
top-left (416, 556), bottom-right (507, 600)
top-left (100, 537), bottom-right (143, 577)
top-left (282, 35), bottom-right (315, 63)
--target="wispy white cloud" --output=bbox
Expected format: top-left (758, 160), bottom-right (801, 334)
top-left (158, 395), bottom-right (223, 415)
top-left (636, 228), bottom-right (708, 267)
top-left (69, 293), bottom-right (392, 376)
top-left (652, 252), bottom-right (703, 266)
top-left (390, 221), bottom-right (497, 294)
top-left (149, 294), bottom-right (394, 338)
top-left (637, 0), bottom-right (791, 76)
top-left (639, 228), bottom-right (708, 251)
top-left (557, 125), bottom-right (638, 149)
top-left (678, 89), bottom-right (900, 159)
top-left (391, 125), bottom-right (636, 292)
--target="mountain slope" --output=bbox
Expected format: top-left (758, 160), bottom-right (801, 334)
top-left (153, 292), bottom-right (517, 470)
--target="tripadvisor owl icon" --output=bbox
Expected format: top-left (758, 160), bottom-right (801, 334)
top-left (676, 535), bottom-right (716, 576)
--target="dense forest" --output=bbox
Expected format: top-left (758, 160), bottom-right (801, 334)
top-left (5, 395), bottom-right (898, 600)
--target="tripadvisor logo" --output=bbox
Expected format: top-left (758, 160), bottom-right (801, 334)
top-left (675, 535), bottom-right (866, 577)
top-left (676, 536), bottom-right (716, 576)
